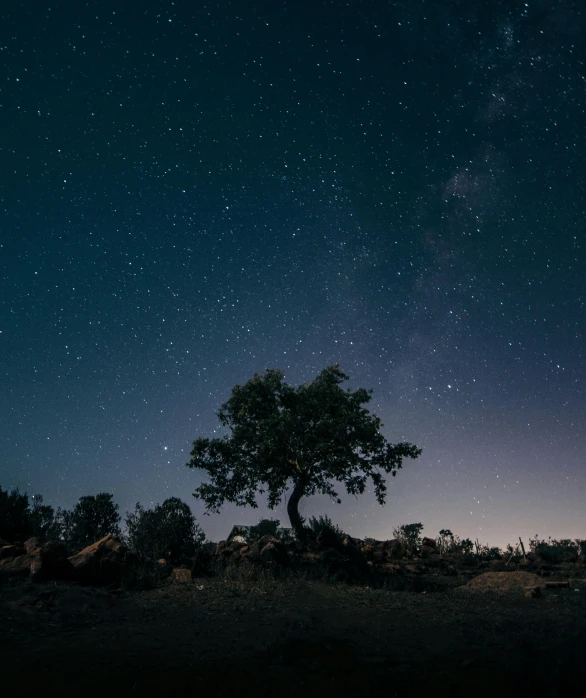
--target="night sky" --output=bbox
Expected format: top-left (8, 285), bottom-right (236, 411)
top-left (2, 0), bottom-right (585, 549)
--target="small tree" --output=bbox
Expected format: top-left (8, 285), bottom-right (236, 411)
top-left (61, 493), bottom-right (121, 552)
top-left (245, 517), bottom-right (293, 544)
top-left (0, 486), bottom-right (31, 542)
top-left (307, 514), bottom-right (345, 540)
top-left (125, 497), bottom-right (206, 564)
top-left (28, 494), bottom-right (62, 542)
top-left (393, 522), bottom-right (424, 550)
top-left (437, 529), bottom-right (474, 555)
top-left (187, 365), bottom-right (422, 542)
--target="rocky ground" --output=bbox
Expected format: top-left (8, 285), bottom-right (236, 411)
top-left (1, 534), bottom-right (586, 697)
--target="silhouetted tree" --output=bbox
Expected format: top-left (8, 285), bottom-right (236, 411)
top-left (0, 486), bottom-right (31, 542)
top-left (28, 494), bottom-right (62, 542)
top-left (187, 365), bottom-right (422, 542)
top-left (245, 517), bottom-right (293, 544)
top-left (125, 497), bottom-right (206, 564)
top-left (61, 493), bottom-right (121, 551)
top-left (393, 522), bottom-right (424, 550)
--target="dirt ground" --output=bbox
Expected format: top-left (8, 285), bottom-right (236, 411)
top-left (1, 572), bottom-right (585, 698)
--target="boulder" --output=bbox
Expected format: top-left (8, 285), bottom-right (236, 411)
top-left (256, 534), bottom-right (281, 549)
top-left (570, 579), bottom-right (586, 591)
top-left (317, 528), bottom-right (343, 550)
top-left (373, 549), bottom-right (387, 563)
top-left (421, 537), bottom-right (437, 549)
top-left (259, 541), bottom-right (289, 566)
top-left (0, 547), bottom-right (42, 580)
top-left (243, 543), bottom-right (262, 563)
top-left (171, 568), bottom-right (192, 584)
top-left (360, 544), bottom-right (376, 561)
top-left (68, 535), bottom-right (137, 586)
top-left (341, 536), bottom-right (368, 571)
top-left (24, 537), bottom-right (40, 553)
top-left (419, 545), bottom-right (436, 559)
top-left (215, 540), bottom-right (230, 555)
top-left (318, 547), bottom-right (348, 566)
top-left (383, 539), bottom-right (406, 559)
top-left (0, 545), bottom-right (24, 559)
top-left (39, 541), bottom-right (75, 580)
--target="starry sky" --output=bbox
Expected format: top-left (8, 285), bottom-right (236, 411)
top-left (1, 0), bottom-right (584, 549)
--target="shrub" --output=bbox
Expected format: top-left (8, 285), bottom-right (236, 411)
top-left (125, 497), bottom-right (206, 564)
top-left (307, 514), bottom-right (345, 540)
top-left (0, 487), bottom-right (63, 544)
top-left (245, 518), bottom-right (293, 544)
top-left (478, 544), bottom-right (503, 561)
top-left (529, 536), bottom-right (571, 565)
top-left (393, 522), bottom-right (424, 550)
top-left (28, 495), bottom-right (62, 542)
top-left (0, 486), bottom-right (32, 542)
top-left (60, 493), bottom-right (121, 552)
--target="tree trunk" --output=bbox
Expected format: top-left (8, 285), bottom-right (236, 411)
top-left (287, 478), bottom-right (308, 543)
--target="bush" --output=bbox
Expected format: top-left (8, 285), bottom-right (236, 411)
top-left (437, 529), bottom-right (474, 554)
top-left (0, 486), bottom-right (32, 542)
top-left (0, 487), bottom-right (63, 544)
top-left (125, 497), bottom-right (206, 564)
top-left (60, 493), bottom-right (121, 552)
top-left (307, 515), bottom-right (345, 540)
top-left (28, 495), bottom-right (62, 542)
top-left (478, 544), bottom-right (503, 561)
top-left (245, 518), bottom-right (293, 545)
top-left (393, 522), bottom-right (424, 550)
top-left (529, 535), bottom-right (574, 565)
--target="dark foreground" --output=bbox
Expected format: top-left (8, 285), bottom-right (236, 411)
top-left (1, 575), bottom-right (585, 698)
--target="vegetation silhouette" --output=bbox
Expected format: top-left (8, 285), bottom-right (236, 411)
top-left (186, 364), bottom-right (422, 542)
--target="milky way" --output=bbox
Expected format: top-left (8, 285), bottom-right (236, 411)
top-left (1, 0), bottom-right (584, 547)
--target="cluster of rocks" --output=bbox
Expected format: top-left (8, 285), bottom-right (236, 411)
top-left (0, 535), bottom-right (139, 586)
top-left (3, 531), bottom-right (583, 589)
top-left (0, 532), bottom-right (442, 587)
top-left (212, 532), bottom-right (450, 583)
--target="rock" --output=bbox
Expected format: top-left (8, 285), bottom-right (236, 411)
top-left (373, 549), bottom-right (387, 563)
top-left (569, 578), bottom-right (586, 590)
top-left (171, 568), bottom-right (192, 584)
top-left (525, 586), bottom-right (543, 598)
top-left (0, 545), bottom-right (23, 559)
top-left (256, 534), bottom-right (280, 548)
top-left (419, 545), bottom-right (436, 559)
top-left (0, 548), bottom-right (42, 580)
top-left (243, 543), bottom-right (262, 563)
top-left (341, 536), bottom-right (368, 572)
top-left (317, 528), bottom-right (343, 550)
top-left (259, 541), bottom-right (289, 566)
top-left (361, 544), bottom-right (376, 560)
top-left (24, 538), bottom-right (40, 553)
top-left (318, 548), bottom-right (347, 566)
top-left (383, 539), bottom-right (406, 559)
top-left (41, 541), bottom-right (75, 580)
top-left (545, 581), bottom-right (570, 589)
top-left (68, 535), bottom-right (137, 586)
top-left (421, 537), bottom-right (437, 549)
top-left (215, 540), bottom-right (230, 555)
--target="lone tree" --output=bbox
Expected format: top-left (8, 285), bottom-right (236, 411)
top-left (186, 365), bottom-right (422, 542)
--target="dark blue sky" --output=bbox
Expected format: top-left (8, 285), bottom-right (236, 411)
top-left (1, 0), bottom-right (584, 547)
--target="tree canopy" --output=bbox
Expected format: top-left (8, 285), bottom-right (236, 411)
top-left (125, 497), bottom-right (206, 563)
top-left (60, 493), bottom-right (121, 552)
top-left (186, 365), bottom-right (422, 540)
